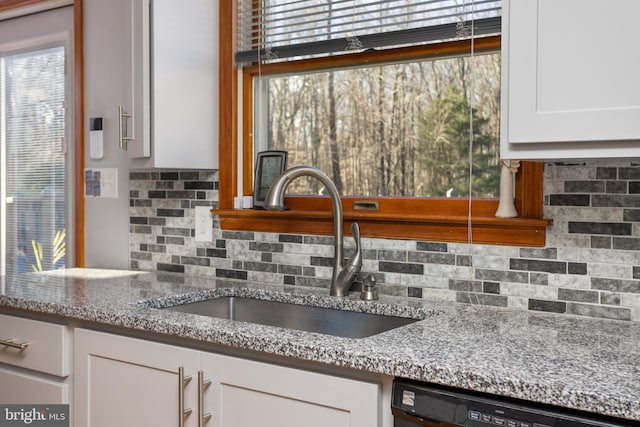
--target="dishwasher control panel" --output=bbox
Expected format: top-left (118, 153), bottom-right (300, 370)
top-left (392, 380), bottom-right (631, 427)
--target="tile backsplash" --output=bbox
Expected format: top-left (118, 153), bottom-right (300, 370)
top-left (129, 161), bottom-right (640, 322)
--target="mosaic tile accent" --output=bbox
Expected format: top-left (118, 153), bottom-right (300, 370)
top-left (129, 162), bottom-right (640, 322)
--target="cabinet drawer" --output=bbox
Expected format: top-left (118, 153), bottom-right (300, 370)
top-left (0, 314), bottom-right (71, 377)
top-left (0, 366), bottom-right (69, 404)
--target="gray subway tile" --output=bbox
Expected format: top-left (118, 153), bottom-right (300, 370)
top-left (619, 167), bottom-right (640, 180)
top-left (379, 261), bottom-right (423, 275)
top-left (185, 181), bottom-right (214, 190)
top-left (596, 167), bottom-right (617, 180)
top-left (510, 258), bottom-right (566, 274)
top-left (181, 256), bottom-right (210, 267)
top-left (165, 236), bottom-right (185, 245)
top-left (310, 256), bottom-right (333, 267)
top-left (564, 181), bottom-right (604, 193)
top-left (568, 262), bottom-right (587, 275)
top-left (157, 208), bottom-right (184, 218)
top-left (221, 231), bottom-right (255, 240)
top-left (216, 269), bottom-right (247, 280)
top-left (160, 172), bottom-right (179, 180)
top-left (548, 194), bottom-right (590, 206)
top-left (205, 249), bottom-right (227, 258)
top-left (407, 287), bottom-right (423, 298)
top-left (630, 182), bottom-right (640, 194)
top-left (261, 253), bottom-right (272, 263)
top-left (456, 255), bottom-right (472, 266)
top-left (149, 217), bottom-right (166, 226)
top-left (475, 269), bottom-right (529, 284)
top-left (134, 225), bottom-right (152, 234)
top-left (529, 273), bottom-right (549, 286)
top-left (568, 222), bottom-right (632, 236)
top-left (528, 299), bottom-right (566, 314)
top-left (590, 236), bottom-right (611, 249)
top-left (167, 190), bottom-right (196, 199)
top-left (279, 264), bottom-right (303, 275)
top-left (157, 263), bottom-right (185, 273)
top-left (623, 209), bottom-right (640, 222)
top-left (249, 242), bottom-right (284, 252)
top-left (566, 303), bottom-right (631, 321)
top-left (483, 282), bottom-right (500, 294)
top-left (416, 242), bottom-right (448, 252)
top-left (179, 171), bottom-right (200, 180)
top-left (130, 171), bottom-right (152, 180)
top-left (408, 251), bottom-right (455, 265)
top-left (519, 248), bottom-right (557, 259)
top-left (304, 235), bottom-right (333, 245)
top-left (162, 227), bottom-right (191, 237)
top-left (279, 234), bottom-right (303, 243)
top-left (456, 292), bottom-right (508, 307)
top-left (379, 250), bottom-right (407, 262)
top-left (634, 266), bottom-right (640, 280)
top-left (449, 279), bottom-right (482, 292)
top-left (244, 261), bottom-right (278, 273)
top-left (149, 190), bottom-right (167, 198)
top-left (600, 292), bottom-right (621, 306)
top-left (606, 181), bottom-right (627, 194)
top-left (558, 288), bottom-right (598, 303)
top-left (612, 237), bottom-right (640, 250)
top-left (592, 194), bottom-right (640, 208)
top-left (591, 277), bottom-right (640, 293)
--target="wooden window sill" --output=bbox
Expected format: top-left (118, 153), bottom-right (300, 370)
top-left (213, 200), bottom-right (551, 247)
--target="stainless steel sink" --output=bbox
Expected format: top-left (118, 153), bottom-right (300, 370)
top-left (162, 296), bottom-right (420, 338)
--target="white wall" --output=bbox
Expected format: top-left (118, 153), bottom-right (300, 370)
top-left (83, 0), bottom-right (130, 268)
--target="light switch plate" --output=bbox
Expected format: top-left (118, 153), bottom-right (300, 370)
top-left (195, 206), bottom-right (213, 242)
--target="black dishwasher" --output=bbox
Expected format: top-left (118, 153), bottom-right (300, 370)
top-left (392, 380), bottom-right (634, 427)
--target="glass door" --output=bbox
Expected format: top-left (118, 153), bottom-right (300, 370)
top-left (1, 44), bottom-right (67, 276)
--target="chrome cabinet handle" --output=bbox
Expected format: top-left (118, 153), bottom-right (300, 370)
top-left (118, 105), bottom-right (132, 151)
top-left (198, 371), bottom-right (212, 426)
top-left (0, 338), bottom-right (29, 350)
top-left (178, 366), bottom-right (193, 427)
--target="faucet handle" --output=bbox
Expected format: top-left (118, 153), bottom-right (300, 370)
top-left (348, 222), bottom-right (362, 270)
top-left (350, 222), bottom-right (360, 242)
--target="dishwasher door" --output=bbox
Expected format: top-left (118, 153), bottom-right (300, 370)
top-left (392, 380), bottom-right (633, 427)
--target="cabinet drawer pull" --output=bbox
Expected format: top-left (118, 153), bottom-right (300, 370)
top-left (0, 338), bottom-right (29, 350)
top-left (198, 371), bottom-right (212, 426)
top-left (178, 366), bottom-right (193, 427)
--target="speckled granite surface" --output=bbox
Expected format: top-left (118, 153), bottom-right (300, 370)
top-left (1, 269), bottom-right (639, 422)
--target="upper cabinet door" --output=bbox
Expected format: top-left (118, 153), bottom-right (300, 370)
top-left (126, 0), bottom-right (219, 169)
top-left (501, 0), bottom-right (640, 159)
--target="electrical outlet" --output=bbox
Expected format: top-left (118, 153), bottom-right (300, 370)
top-left (195, 206), bottom-right (213, 242)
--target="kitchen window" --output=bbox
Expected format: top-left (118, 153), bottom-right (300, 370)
top-left (0, 5), bottom-right (76, 275)
top-left (216, 0), bottom-right (549, 246)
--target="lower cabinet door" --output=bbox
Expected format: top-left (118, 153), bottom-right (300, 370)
top-left (202, 353), bottom-right (380, 427)
top-left (74, 328), bottom-right (201, 427)
top-left (0, 365), bottom-right (68, 404)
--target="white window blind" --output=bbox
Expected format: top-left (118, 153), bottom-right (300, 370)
top-left (1, 45), bottom-right (67, 274)
top-left (236, 0), bottom-right (501, 63)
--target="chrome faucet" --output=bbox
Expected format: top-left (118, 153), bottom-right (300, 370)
top-left (264, 166), bottom-right (362, 297)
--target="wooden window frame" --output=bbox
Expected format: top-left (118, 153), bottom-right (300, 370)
top-left (216, 2), bottom-right (550, 247)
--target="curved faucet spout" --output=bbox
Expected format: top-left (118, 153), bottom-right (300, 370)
top-left (264, 166), bottom-right (362, 296)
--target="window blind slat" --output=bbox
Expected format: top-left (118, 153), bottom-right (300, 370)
top-left (237, 0), bottom-right (501, 63)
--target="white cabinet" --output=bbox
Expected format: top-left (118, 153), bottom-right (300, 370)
top-left (75, 328), bottom-right (381, 427)
top-left (74, 328), bottom-right (201, 427)
top-left (204, 353), bottom-right (379, 427)
top-left (121, 0), bottom-right (218, 169)
top-left (501, 0), bottom-right (640, 159)
top-left (0, 314), bottom-right (71, 404)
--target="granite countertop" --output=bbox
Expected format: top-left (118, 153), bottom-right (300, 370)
top-left (1, 269), bottom-right (639, 422)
